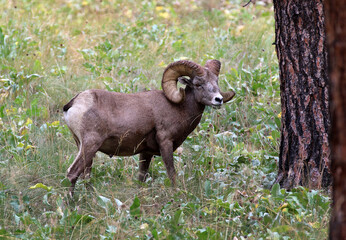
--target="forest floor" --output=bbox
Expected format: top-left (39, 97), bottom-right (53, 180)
top-left (0, 0), bottom-right (329, 239)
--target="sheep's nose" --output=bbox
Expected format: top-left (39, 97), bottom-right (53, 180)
top-left (214, 96), bottom-right (223, 104)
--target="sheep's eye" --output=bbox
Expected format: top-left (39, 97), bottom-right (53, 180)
top-left (194, 80), bottom-right (204, 88)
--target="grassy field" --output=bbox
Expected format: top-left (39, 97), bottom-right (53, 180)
top-left (0, 0), bottom-right (330, 239)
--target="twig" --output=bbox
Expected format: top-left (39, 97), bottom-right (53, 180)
top-left (242, 0), bottom-right (252, 7)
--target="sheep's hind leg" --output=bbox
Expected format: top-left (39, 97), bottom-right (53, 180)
top-left (138, 153), bottom-right (153, 182)
top-left (67, 138), bottom-right (101, 197)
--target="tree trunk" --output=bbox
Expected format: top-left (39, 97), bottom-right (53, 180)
top-left (324, 0), bottom-right (346, 238)
top-left (273, 0), bottom-right (331, 189)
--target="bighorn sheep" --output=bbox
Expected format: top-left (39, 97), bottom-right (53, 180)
top-left (63, 59), bottom-right (235, 195)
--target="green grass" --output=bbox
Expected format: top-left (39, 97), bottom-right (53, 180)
top-left (0, 0), bottom-right (330, 239)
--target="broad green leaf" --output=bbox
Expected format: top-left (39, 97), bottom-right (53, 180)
top-left (204, 180), bottom-right (212, 197)
top-left (130, 196), bottom-right (141, 217)
top-left (271, 183), bottom-right (280, 198)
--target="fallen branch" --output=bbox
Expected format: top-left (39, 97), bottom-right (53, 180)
top-left (243, 0), bottom-right (253, 7)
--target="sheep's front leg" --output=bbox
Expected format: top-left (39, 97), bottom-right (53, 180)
top-left (138, 153), bottom-right (153, 182)
top-left (158, 140), bottom-right (176, 186)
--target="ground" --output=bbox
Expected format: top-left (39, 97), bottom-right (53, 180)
top-left (0, 0), bottom-right (330, 239)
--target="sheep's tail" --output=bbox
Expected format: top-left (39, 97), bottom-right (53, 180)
top-left (63, 93), bottom-right (80, 112)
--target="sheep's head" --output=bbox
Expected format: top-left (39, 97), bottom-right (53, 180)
top-left (162, 59), bottom-right (235, 106)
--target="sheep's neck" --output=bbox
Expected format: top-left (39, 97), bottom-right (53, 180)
top-left (168, 86), bottom-right (205, 151)
top-left (184, 86), bottom-right (205, 124)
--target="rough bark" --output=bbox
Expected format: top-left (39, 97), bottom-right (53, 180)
top-left (325, 0), bottom-right (346, 238)
top-left (273, 0), bottom-right (331, 189)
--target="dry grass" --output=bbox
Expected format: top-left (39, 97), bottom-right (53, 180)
top-left (0, 0), bottom-right (330, 239)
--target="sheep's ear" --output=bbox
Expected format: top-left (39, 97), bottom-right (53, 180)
top-left (178, 77), bottom-right (193, 87)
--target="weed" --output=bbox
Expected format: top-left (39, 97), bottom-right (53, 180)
top-left (0, 0), bottom-right (329, 239)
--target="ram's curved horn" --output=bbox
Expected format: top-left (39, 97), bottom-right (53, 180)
top-left (162, 60), bottom-right (205, 104)
top-left (221, 91), bottom-right (236, 103)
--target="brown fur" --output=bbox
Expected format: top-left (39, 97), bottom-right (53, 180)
top-left (63, 60), bottom-right (235, 196)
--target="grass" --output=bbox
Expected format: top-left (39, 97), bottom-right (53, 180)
top-left (0, 0), bottom-right (330, 239)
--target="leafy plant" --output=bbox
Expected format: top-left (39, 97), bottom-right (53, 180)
top-left (0, 0), bottom-right (330, 239)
